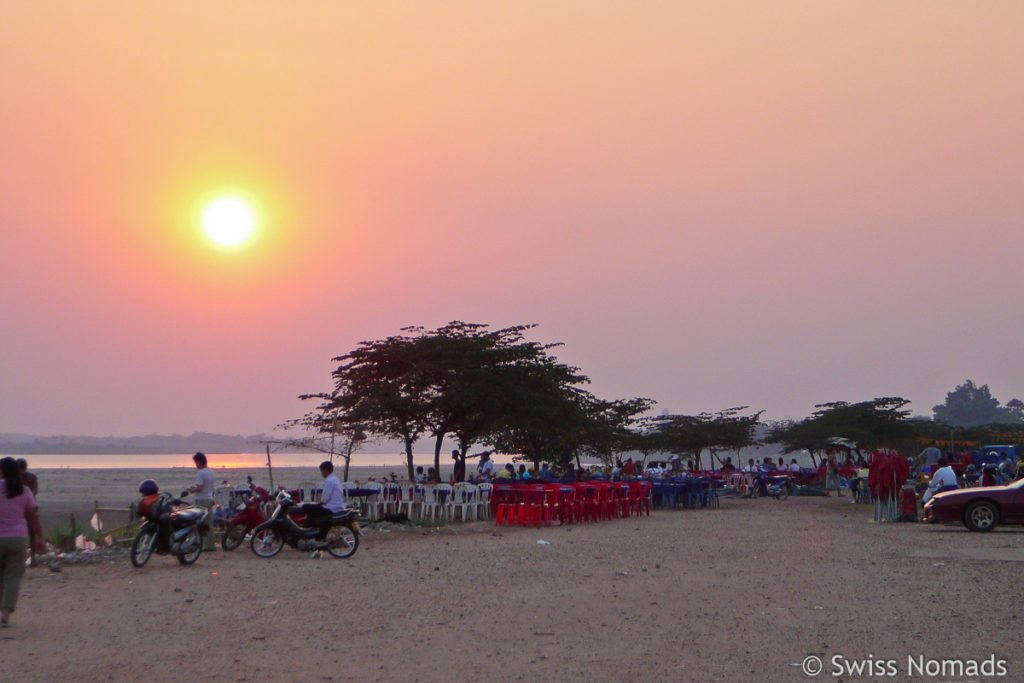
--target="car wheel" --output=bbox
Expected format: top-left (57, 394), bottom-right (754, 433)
top-left (964, 500), bottom-right (999, 532)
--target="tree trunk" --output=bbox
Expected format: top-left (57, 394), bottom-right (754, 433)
top-left (342, 436), bottom-right (356, 482)
top-left (404, 438), bottom-right (416, 481)
top-left (432, 432), bottom-right (445, 482)
top-left (454, 435), bottom-right (471, 483)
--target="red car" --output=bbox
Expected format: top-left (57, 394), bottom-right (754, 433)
top-left (923, 478), bottom-right (1024, 531)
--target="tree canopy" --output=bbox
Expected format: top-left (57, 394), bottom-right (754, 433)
top-left (649, 407), bottom-right (762, 469)
top-left (765, 397), bottom-right (914, 464)
top-left (295, 321), bottom-right (650, 480)
top-left (932, 380), bottom-right (1024, 428)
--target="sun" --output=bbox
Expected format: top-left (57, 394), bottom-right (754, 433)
top-left (202, 197), bottom-right (255, 247)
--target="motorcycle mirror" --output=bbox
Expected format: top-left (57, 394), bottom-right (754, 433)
top-left (180, 490), bottom-right (190, 498)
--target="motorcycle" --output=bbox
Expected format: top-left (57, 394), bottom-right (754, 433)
top-left (750, 472), bottom-right (790, 500)
top-left (250, 490), bottom-right (360, 559)
top-left (221, 477), bottom-right (275, 551)
top-left (131, 489), bottom-right (210, 567)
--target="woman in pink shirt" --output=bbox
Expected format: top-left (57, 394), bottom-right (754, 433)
top-left (1, 457), bottom-right (45, 627)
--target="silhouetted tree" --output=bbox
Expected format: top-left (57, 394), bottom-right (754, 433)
top-left (932, 380), bottom-right (1023, 428)
top-left (651, 407), bottom-right (762, 469)
top-left (766, 397), bottom-right (914, 464)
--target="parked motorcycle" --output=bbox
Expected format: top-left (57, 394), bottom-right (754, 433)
top-left (221, 478), bottom-right (275, 551)
top-left (131, 480), bottom-right (210, 567)
top-left (750, 472), bottom-right (790, 500)
top-left (250, 490), bottom-right (360, 559)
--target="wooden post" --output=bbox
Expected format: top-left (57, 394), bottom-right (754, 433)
top-left (266, 444), bottom-right (275, 490)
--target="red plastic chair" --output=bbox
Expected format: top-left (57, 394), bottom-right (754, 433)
top-left (572, 484), bottom-right (600, 522)
top-left (552, 485), bottom-right (576, 524)
top-left (542, 484), bottom-right (577, 524)
top-left (616, 483), bottom-right (633, 518)
top-left (587, 482), bottom-right (615, 521)
top-left (494, 486), bottom-right (521, 526)
top-left (517, 486), bottom-right (555, 527)
top-left (628, 481), bottom-right (651, 516)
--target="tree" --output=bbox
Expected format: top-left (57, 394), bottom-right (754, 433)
top-left (306, 329), bottom-right (436, 481)
top-left (276, 410), bottom-right (367, 481)
top-left (651, 407), bottom-right (762, 469)
top-left (932, 380), bottom-right (1024, 428)
top-left (766, 397), bottom-right (914, 464)
top-left (575, 397), bottom-right (657, 468)
top-left (487, 358), bottom-right (596, 470)
top-left (413, 322), bottom-right (581, 481)
top-left (296, 321), bottom-right (611, 482)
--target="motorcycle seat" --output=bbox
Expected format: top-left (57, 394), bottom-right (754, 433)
top-left (173, 507), bottom-right (205, 523)
top-left (331, 509), bottom-right (357, 522)
top-left (301, 505), bottom-right (357, 524)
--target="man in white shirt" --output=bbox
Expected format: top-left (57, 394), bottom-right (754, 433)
top-left (476, 452), bottom-right (494, 481)
top-left (318, 461), bottom-right (347, 513)
top-left (929, 459), bottom-right (959, 493)
top-left (187, 452), bottom-right (216, 549)
top-left (923, 459), bottom-right (960, 505)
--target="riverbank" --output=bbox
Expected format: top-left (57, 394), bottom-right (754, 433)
top-left (32, 465), bottom-right (411, 531)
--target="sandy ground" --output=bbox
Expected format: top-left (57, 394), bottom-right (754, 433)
top-left (7, 495), bottom-right (1023, 682)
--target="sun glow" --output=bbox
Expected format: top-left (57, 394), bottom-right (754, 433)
top-left (202, 197), bottom-right (255, 247)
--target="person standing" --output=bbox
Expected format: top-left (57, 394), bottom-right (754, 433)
top-left (187, 452), bottom-right (216, 550)
top-left (476, 452), bottom-right (494, 481)
top-left (451, 450), bottom-right (466, 483)
top-left (16, 460), bottom-right (38, 567)
top-left (825, 448), bottom-right (842, 497)
top-left (918, 441), bottom-right (942, 471)
top-left (1, 457), bottom-right (45, 627)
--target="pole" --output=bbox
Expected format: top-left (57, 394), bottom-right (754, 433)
top-left (266, 444), bottom-right (275, 491)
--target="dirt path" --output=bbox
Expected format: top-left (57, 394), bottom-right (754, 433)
top-left (8, 496), bottom-right (1022, 682)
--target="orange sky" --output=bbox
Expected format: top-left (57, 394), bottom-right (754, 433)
top-left (3, 2), bottom-right (1023, 436)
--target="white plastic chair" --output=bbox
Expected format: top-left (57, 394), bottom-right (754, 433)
top-left (297, 481), bottom-right (320, 503)
top-left (212, 485), bottom-right (233, 510)
top-left (360, 482), bottom-right (382, 520)
top-left (379, 482), bottom-right (399, 515)
top-left (420, 484), bottom-right (452, 523)
top-left (449, 483), bottom-right (478, 522)
top-left (475, 483), bottom-right (493, 520)
top-left (395, 482), bottom-right (418, 519)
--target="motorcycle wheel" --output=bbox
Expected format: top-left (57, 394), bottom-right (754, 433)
top-left (250, 527), bottom-right (284, 558)
top-left (176, 528), bottom-right (203, 565)
top-left (221, 523), bottom-right (248, 552)
top-left (325, 524), bottom-right (359, 559)
top-left (131, 527), bottom-right (158, 568)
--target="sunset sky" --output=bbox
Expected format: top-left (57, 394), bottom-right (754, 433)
top-left (3, 2), bottom-right (1023, 437)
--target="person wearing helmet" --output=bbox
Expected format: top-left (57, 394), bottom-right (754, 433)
top-left (981, 463), bottom-right (1001, 487)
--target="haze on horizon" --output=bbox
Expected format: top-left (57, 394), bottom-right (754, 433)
top-left (3, 2), bottom-right (1023, 438)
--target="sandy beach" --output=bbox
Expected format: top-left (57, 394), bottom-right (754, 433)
top-left (6, 494), bottom-right (1022, 682)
